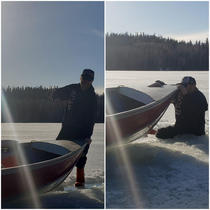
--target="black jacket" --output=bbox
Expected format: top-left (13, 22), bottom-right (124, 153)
top-left (173, 88), bottom-right (208, 135)
top-left (52, 83), bottom-right (97, 138)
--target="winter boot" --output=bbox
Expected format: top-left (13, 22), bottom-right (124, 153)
top-left (75, 168), bottom-right (85, 186)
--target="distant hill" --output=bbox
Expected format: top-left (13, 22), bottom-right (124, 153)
top-left (106, 32), bottom-right (209, 71)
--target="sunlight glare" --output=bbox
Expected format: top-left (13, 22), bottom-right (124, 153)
top-left (107, 96), bottom-right (142, 207)
top-left (1, 91), bottom-right (41, 208)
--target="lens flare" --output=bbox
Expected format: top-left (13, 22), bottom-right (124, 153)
top-left (106, 95), bottom-right (142, 207)
top-left (1, 91), bottom-right (41, 208)
top-left (2, 89), bottom-right (14, 123)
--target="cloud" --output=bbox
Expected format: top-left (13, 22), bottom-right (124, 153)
top-left (170, 31), bottom-right (209, 43)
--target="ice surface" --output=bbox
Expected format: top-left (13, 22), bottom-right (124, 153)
top-left (106, 71), bottom-right (209, 209)
top-left (1, 123), bottom-right (104, 209)
top-left (1, 71), bottom-right (209, 209)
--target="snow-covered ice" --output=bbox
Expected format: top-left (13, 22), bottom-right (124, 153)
top-left (106, 71), bottom-right (209, 209)
top-left (1, 123), bottom-right (104, 208)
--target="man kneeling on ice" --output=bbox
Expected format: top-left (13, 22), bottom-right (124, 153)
top-left (52, 69), bottom-right (97, 186)
top-left (154, 76), bottom-right (208, 139)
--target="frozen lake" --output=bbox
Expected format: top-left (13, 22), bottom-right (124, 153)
top-left (2, 123), bottom-right (104, 208)
top-left (106, 71), bottom-right (209, 209)
top-left (1, 71), bottom-right (209, 208)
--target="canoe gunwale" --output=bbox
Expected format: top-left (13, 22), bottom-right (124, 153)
top-left (1, 140), bottom-right (87, 175)
top-left (106, 85), bottom-right (179, 146)
top-left (2, 140), bottom-right (87, 199)
top-left (107, 87), bottom-right (178, 121)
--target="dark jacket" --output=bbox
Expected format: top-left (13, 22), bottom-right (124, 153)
top-left (173, 88), bottom-right (208, 135)
top-left (52, 83), bottom-right (97, 138)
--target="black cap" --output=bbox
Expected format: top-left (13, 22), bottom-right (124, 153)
top-left (181, 76), bottom-right (196, 85)
top-left (81, 69), bottom-right (94, 81)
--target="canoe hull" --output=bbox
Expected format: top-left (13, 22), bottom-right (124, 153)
top-left (2, 140), bottom-right (86, 199)
top-left (106, 86), bottom-right (178, 146)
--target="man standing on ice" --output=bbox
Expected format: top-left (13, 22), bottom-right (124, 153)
top-left (52, 69), bottom-right (97, 186)
top-left (156, 76), bottom-right (208, 139)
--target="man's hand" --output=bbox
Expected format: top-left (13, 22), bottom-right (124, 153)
top-left (85, 138), bottom-right (92, 144)
top-left (177, 84), bottom-right (187, 95)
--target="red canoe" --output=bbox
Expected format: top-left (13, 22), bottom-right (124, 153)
top-left (106, 85), bottom-right (178, 146)
top-left (1, 139), bottom-right (87, 199)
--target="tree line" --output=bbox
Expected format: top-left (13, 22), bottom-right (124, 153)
top-left (106, 32), bottom-right (209, 71)
top-left (1, 86), bottom-right (104, 123)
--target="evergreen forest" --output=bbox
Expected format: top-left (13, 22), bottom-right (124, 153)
top-left (106, 32), bottom-right (209, 71)
top-left (2, 86), bottom-right (104, 123)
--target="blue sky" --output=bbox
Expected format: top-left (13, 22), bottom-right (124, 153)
top-left (2, 1), bottom-right (209, 93)
top-left (2, 1), bottom-right (104, 94)
top-left (106, 1), bottom-right (209, 43)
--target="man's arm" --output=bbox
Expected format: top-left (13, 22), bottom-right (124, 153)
top-left (182, 91), bottom-right (207, 114)
top-left (52, 85), bottom-right (72, 101)
top-left (177, 84), bottom-right (187, 95)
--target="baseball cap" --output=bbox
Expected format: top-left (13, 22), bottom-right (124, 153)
top-left (81, 69), bottom-right (94, 81)
top-left (181, 76), bottom-right (196, 85)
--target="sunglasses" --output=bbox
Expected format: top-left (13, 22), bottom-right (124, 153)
top-left (82, 75), bottom-right (93, 81)
top-left (182, 84), bottom-right (188, 88)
